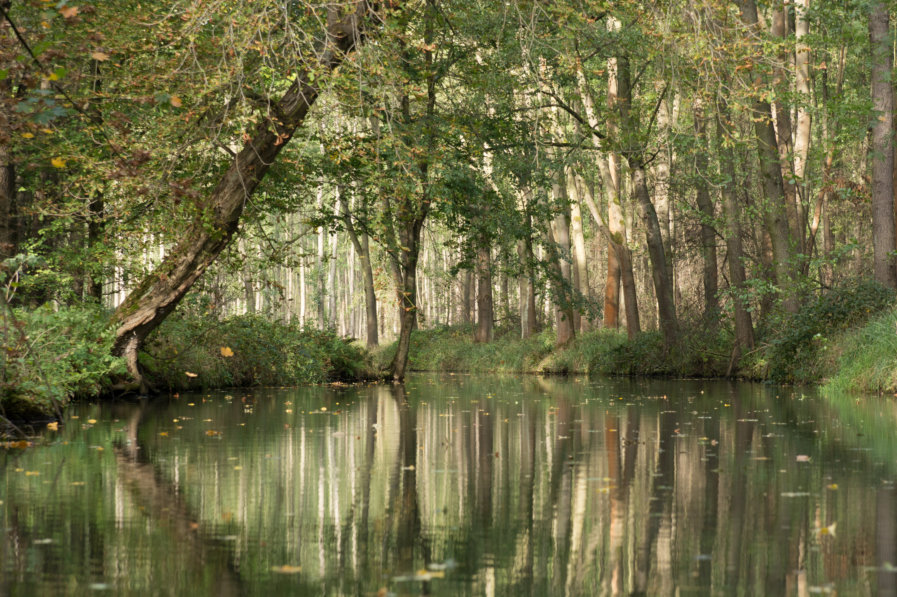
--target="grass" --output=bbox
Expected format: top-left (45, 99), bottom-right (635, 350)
top-left (822, 308), bottom-right (897, 394)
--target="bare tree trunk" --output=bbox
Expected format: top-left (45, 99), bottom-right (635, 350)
top-left (517, 232), bottom-right (537, 339)
top-left (340, 197), bottom-right (378, 346)
top-left (461, 267), bottom-right (472, 324)
top-left (569, 191), bottom-right (590, 332)
top-left (716, 98), bottom-right (755, 356)
top-left (0, 145), bottom-right (15, 259)
top-left (614, 50), bottom-right (677, 343)
top-left (474, 245), bottom-right (493, 343)
top-left (693, 100), bottom-right (719, 319)
top-left (109, 3), bottom-right (382, 388)
top-left (870, 0), bottom-right (897, 288)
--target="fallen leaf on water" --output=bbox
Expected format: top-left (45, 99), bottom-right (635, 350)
top-left (46, 421), bottom-right (58, 431)
top-left (87, 419), bottom-right (97, 425)
top-left (796, 455), bottom-right (811, 462)
top-left (827, 483), bottom-right (839, 490)
top-left (91, 51), bottom-right (109, 61)
top-left (271, 565), bottom-right (302, 574)
top-left (59, 6), bottom-right (79, 18)
top-left (815, 521), bottom-right (837, 538)
top-left (25, 471), bottom-right (40, 476)
top-left (170, 95), bottom-right (183, 108)
top-left (220, 346), bottom-right (234, 357)
top-left (51, 157), bottom-right (66, 168)
top-left (205, 430), bottom-right (221, 437)
top-left (159, 432), bottom-right (168, 437)
top-left (185, 371), bottom-right (198, 378)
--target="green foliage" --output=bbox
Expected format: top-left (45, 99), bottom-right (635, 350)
top-left (377, 325), bottom-right (556, 373)
top-left (0, 304), bottom-right (126, 419)
top-left (143, 314), bottom-right (372, 390)
top-left (822, 308), bottom-right (897, 394)
top-left (765, 280), bottom-right (896, 383)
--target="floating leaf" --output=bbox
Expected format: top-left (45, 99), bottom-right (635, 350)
top-left (220, 346), bottom-right (234, 357)
top-left (59, 6), bottom-right (79, 18)
top-left (271, 565), bottom-right (302, 574)
top-left (795, 454), bottom-right (811, 462)
top-left (50, 157), bottom-right (66, 168)
top-left (185, 371), bottom-right (198, 378)
top-left (46, 421), bottom-right (58, 431)
top-left (170, 95), bottom-right (182, 108)
top-left (205, 429), bottom-right (221, 437)
top-left (91, 51), bottom-right (110, 62)
top-left (21, 132), bottom-right (34, 139)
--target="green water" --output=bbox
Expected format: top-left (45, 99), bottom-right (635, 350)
top-left (2, 375), bottom-right (897, 596)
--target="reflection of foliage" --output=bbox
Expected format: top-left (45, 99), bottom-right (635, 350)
top-left (2, 378), bottom-right (894, 595)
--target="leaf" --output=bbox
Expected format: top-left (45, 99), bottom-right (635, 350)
top-left (59, 6), bottom-right (79, 18)
top-left (91, 51), bottom-right (110, 62)
top-left (220, 346), bottom-right (234, 357)
top-left (21, 133), bottom-right (34, 139)
top-left (271, 565), bottom-right (302, 574)
top-left (46, 421), bottom-right (58, 431)
top-left (170, 95), bottom-right (182, 108)
top-left (205, 429), bottom-right (221, 436)
top-left (185, 371), bottom-right (198, 377)
top-left (50, 157), bottom-right (66, 168)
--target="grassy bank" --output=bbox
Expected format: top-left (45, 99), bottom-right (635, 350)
top-left (380, 280), bottom-right (897, 391)
top-left (0, 307), bottom-right (372, 422)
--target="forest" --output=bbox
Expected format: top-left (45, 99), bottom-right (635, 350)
top-left (2, 0), bottom-right (897, 417)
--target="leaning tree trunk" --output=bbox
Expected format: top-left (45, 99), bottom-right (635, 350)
top-left (110, 4), bottom-right (379, 388)
top-left (341, 197), bottom-right (378, 346)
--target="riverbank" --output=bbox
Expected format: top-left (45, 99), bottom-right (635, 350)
top-left (0, 307), bottom-right (373, 422)
top-left (378, 281), bottom-right (897, 393)
top-left (3, 281), bottom-right (894, 425)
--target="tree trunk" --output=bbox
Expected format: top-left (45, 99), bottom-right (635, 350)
top-left (569, 187), bottom-right (590, 332)
top-left (716, 98), bottom-right (755, 356)
top-left (461, 268), bottom-right (472, 324)
top-left (340, 197), bottom-right (378, 346)
top-left (548, 196), bottom-right (575, 348)
top-left (517, 237), bottom-right (537, 339)
top-left (0, 146), bottom-right (15, 259)
top-left (737, 0), bottom-right (801, 312)
top-left (627, 158), bottom-right (678, 344)
top-left (110, 4), bottom-right (378, 388)
top-left (870, 0), bottom-right (897, 288)
top-left (474, 245), bottom-right (493, 343)
top-left (693, 100), bottom-right (719, 319)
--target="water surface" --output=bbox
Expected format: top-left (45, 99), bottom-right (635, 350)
top-left (2, 375), bottom-right (897, 595)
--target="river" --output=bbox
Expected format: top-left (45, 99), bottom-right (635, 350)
top-left (2, 374), bottom-right (896, 595)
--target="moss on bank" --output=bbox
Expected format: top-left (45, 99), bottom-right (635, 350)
top-left (0, 308), bottom-right (372, 422)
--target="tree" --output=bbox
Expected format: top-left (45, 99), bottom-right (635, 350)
top-left (110, 2), bottom-right (387, 387)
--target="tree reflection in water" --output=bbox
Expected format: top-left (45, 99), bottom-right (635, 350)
top-left (1, 376), bottom-right (895, 595)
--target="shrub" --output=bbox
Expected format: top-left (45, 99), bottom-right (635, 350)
top-left (142, 313), bottom-right (371, 390)
top-left (766, 280), bottom-right (896, 383)
top-left (0, 304), bottom-right (126, 419)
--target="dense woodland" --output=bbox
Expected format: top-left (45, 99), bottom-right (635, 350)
top-left (1, 0), bottom-right (896, 390)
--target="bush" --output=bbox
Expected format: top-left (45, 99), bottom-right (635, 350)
top-left (765, 280), bottom-right (896, 383)
top-left (0, 304), bottom-right (126, 419)
top-left (143, 313), bottom-right (371, 390)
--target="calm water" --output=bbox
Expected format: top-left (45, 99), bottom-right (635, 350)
top-left (2, 375), bottom-right (897, 595)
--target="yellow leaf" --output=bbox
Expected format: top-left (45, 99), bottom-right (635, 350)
top-left (271, 565), bottom-right (302, 574)
top-left (21, 132), bottom-right (34, 139)
top-left (159, 431), bottom-right (168, 437)
top-left (46, 421), bottom-right (58, 431)
top-left (185, 371), bottom-right (198, 377)
top-left (220, 346), bottom-right (234, 357)
top-left (170, 95), bottom-right (183, 108)
top-left (91, 51), bottom-right (110, 62)
top-left (205, 429), bottom-right (221, 436)
top-left (59, 6), bottom-right (79, 18)
top-left (51, 157), bottom-right (66, 168)
top-left (87, 419), bottom-right (97, 424)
